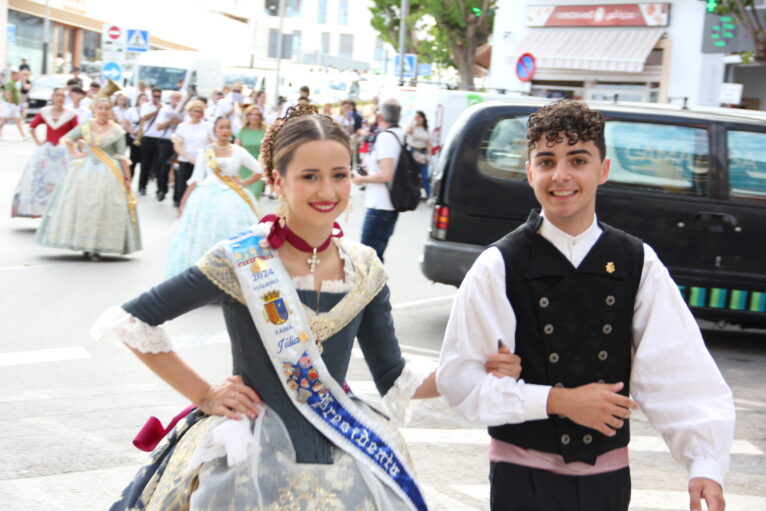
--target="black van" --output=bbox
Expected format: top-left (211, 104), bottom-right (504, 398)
top-left (421, 99), bottom-right (766, 328)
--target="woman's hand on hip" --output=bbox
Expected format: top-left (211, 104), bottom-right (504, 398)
top-left (198, 375), bottom-right (262, 420)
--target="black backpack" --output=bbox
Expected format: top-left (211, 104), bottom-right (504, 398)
top-left (383, 129), bottom-right (421, 212)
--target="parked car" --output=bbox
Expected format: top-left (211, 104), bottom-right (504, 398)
top-left (26, 73), bottom-right (92, 117)
top-left (421, 99), bottom-right (766, 328)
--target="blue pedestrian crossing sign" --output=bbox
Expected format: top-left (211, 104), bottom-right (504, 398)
top-left (126, 29), bottom-right (149, 52)
top-left (394, 53), bottom-right (417, 79)
top-left (101, 61), bottom-right (124, 83)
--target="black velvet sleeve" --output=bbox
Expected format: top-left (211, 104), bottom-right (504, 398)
top-left (122, 266), bottom-right (231, 326)
top-left (355, 284), bottom-right (406, 396)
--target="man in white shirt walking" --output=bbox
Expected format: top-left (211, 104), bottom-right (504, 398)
top-left (351, 98), bottom-right (405, 262)
top-left (436, 100), bottom-right (734, 511)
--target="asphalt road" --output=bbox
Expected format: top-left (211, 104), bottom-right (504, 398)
top-left (1, 133), bottom-right (764, 510)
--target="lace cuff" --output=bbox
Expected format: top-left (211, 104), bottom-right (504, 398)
top-left (90, 305), bottom-right (174, 353)
top-left (382, 359), bottom-right (436, 426)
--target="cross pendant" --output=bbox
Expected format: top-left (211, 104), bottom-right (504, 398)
top-left (307, 249), bottom-right (320, 273)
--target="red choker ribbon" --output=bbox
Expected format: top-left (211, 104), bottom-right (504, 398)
top-left (260, 214), bottom-right (343, 252)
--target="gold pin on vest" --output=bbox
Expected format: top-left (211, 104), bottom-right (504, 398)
top-left (606, 262), bottom-right (616, 274)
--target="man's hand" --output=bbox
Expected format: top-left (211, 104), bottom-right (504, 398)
top-left (351, 170), bottom-right (365, 186)
top-left (546, 382), bottom-right (637, 436)
top-left (485, 346), bottom-right (522, 379)
top-left (689, 477), bottom-right (725, 511)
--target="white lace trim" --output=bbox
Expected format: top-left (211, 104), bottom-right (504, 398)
top-left (90, 305), bottom-right (174, 353)
top-left (290, 239), bottom-right (355, 293)
top-left (382, 359), bottom-right (436, 426)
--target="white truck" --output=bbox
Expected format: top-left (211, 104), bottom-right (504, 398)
top-left (132, 51), bottom-right (224, 99)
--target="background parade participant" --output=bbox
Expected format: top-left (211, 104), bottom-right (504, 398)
top-left (69, 86), bottom-right (92, 124)
top-left (11, 88), bottom-right (77, 218)
top-left (137, 88), bottom-right (165, 196)
top-left (235, 105), bottom-right (266, 200)
top-left (0, 70), bottom-right (27, 138)
top-left (171, 99), bottom-right (211, 207)
top-left (165, 116), bottom-right (261, 277)
top-left (36, 98), bottom-right (141, 260)
top-left (92, 103), bottom-right (522, 510)
top-left (152, 91), bottom-right (184, 202)
top-left (125, 93), bottom-right (147, 181)
top-left (436, 100), bottom-right (735, 511)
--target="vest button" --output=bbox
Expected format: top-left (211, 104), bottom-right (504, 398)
top-left (549, 352), bottom-right (560, 364)
top-left (598, 350), bottom-right (608, 361)
top-left (583, 434), bottom-right (593, 445)
top-left (554, 382), bottom-right (564, 388)
top-left (602, 324), bottom-right (613, 334)
top-left (543, 324), bottom-right (554, 335)
top-left (539, 297), bottom-right (550, 308)
top-left (561, 434), bottom-right (570, 445)
top-left (605, 295), bottom-right (616, 306)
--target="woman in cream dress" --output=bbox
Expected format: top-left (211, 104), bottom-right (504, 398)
top-left (36, 98), bottom-right (141, 259)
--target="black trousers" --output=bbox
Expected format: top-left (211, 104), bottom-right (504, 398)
top-left (126, 134), bottom-right (141, 180)
top-left (489, 462), bottom-right (631, 511)
top-left (174, 161), bottom-right (195, 204)
top-left (139, 137), bottom-right (173, 193)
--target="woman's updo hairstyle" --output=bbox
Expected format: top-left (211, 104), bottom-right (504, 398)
top-left (260, 103), bottom-right (351, 185)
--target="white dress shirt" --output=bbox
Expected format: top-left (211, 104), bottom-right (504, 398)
top-left (436, 214), bottom-right (735, 485)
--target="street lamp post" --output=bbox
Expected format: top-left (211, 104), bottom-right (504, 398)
top-left (398, 0), bottom-right (408, 86)
top-left (42, 0), bottom-right (50, 74)
top-left (274, 0), bottom-right (286, 104)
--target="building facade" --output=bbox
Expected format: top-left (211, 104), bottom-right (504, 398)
top-left (487, 0), bottom-right (765, 108)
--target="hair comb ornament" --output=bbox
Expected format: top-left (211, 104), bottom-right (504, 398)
top-left (259, 103), bottom-right (320, 184)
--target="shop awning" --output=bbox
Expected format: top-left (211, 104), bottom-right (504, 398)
top-left (513, 28), bottom-right (665, 73)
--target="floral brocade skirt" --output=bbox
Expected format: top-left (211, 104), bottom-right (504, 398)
top-left (110, 406), bottom-right (415, 511)
top-left (35, 155), bottom-right (142, 254)
top-left (11, 143), bottom-right (70, 218)
top-left (165, 183), bottom-right (260, 278)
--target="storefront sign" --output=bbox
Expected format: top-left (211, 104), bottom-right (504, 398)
top-left (526, 3), bottom-right (670, 27)
top-left (701, 11), bottom-right (758, 53)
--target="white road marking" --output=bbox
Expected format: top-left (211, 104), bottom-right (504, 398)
top-left (392, 294), bottom-right (455, 310)
top-left (423, 485), bottom-right (482, 511)
top-left (398, 343), bottom-right (441, 356)
top-left (734, 397), bottom-right (766, 408)
top-left (396, 428), bottom-right (763, 455)
top-left (0, 264), bottom-right (50, 271)
top-left (450, 485), bottom-right (766, 509)
top-left (0, 346), bottom-right (90, 367)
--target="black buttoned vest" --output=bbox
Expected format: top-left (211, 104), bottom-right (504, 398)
top-left (489, 211), bottom-right (644, 465)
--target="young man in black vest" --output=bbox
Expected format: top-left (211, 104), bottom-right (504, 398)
top-left (437, 100), bottom-right (734, 511)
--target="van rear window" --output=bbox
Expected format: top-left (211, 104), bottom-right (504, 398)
top-left (727, 130), bottom-right (766, 200)
top-left (479, 117), bottom-right (529, 180)
top-left (603, 122), bottom-right (709, 196)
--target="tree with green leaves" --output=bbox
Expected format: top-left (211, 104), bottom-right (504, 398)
top-left (370, 0), bottom-right (497, 88)
top-left (708, 0), bottom-right (766, 63)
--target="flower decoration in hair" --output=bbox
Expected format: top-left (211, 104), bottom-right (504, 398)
top-left (259, 103), bottom-right (320, 185)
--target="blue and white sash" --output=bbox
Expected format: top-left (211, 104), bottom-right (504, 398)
top-left (223, 225), bottom-right (428, 511)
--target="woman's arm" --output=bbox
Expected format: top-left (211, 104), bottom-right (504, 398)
top-left (237, 146), bottom-right (263, 187)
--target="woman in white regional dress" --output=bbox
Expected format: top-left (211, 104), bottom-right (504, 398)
top-left (11, 88), bottom-right (77, 218)
top-left (165, 117), bottom-right (262, 277)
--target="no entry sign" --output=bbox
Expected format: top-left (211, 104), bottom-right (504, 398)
top-left (107, 25), bottom-right (121, 40)
top-left (516, 53), bottom-right (536, 82)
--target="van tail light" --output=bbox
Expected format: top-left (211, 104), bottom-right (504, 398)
top-left (431, 204), bottom-right (450, 240)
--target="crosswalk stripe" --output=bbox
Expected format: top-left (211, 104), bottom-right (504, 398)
top-left (394, 427), bottom-right (762, 456)
top-left (422, 485), bottom-right (481, 511)
top-left (451, 484), bottom-right (766, 509)
top-left (0, 346), bottom-right (90, 367)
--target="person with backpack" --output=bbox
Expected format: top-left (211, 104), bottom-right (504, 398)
top-left (352, 98), bottom-right (415, 262)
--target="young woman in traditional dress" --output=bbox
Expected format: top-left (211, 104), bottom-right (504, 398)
top-left (164, 116), bottom-right (262, 277)
top-left (91, 104), bottom-right (521, 511)
top-left (36, 97), bottom-right (142, 260)
top-left (235, 105), bottom-right (266, 200)
top-left (11, 88), bottom-right (77, 218)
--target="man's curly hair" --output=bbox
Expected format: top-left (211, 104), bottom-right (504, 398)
top-left (527, 100), bottom-right (606, 160)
